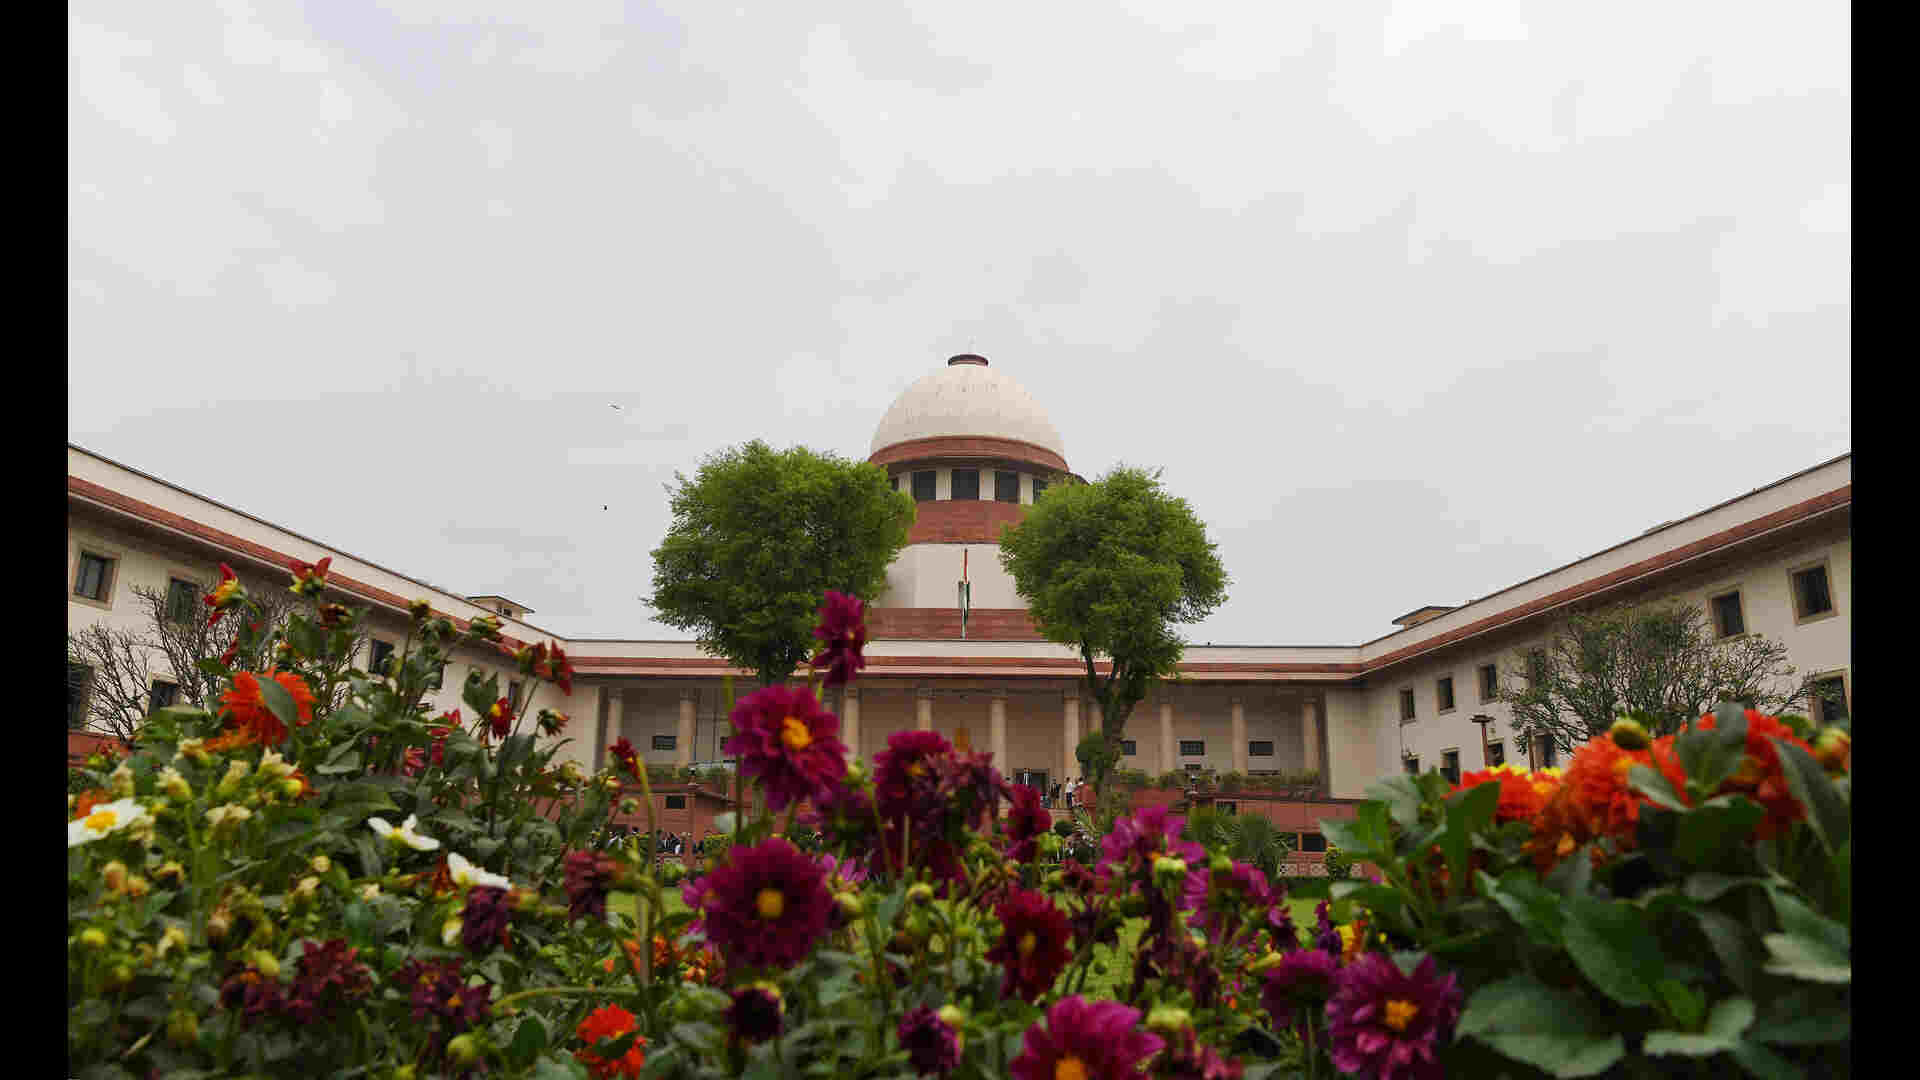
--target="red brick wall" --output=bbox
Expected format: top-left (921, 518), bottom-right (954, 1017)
top-left (866, 607), bottom-right (1046, 640)
top-left (904, 499), bottom-right (1028, 544)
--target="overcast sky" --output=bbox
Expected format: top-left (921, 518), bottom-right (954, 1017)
top-left (70, 2), bottom-right (1850, 647)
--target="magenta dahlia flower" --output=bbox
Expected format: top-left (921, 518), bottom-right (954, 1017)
top-left (1156, 1026), bottom-right (1244, 1080)
top-left (1185, 860), bottom-right (1280, 949)
top-left (727, 984), bottom-right (785, 1043)
top-left (722, 685), bottom-right (849, 812)
top-left (986, 888), bottom-right (1076, 1002)
top-left (1009, 995), bottom-right (1165, 1080)
top-left (897, 1005), bottom-right (963, 1076)
top-left (698, 837), bottom-right (832, 970)
top-left (1261, 947), bottom-right (1340, 1036)
top-left (873, 730), bottom-right (969, 883)
top-left (564, 850), bottom-right (620, 922)
top-left (1098, 806), bottom-right (1206, 886)
top-left (1004, 783), bottom-right (1051, 862)
top-left (1324, 953), bottom-right (1462, 1080)
top-left (808, 590), bottom-right (868, 687)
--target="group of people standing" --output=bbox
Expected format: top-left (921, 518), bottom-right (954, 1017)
top-left (1045, 778), bottom-right (1085, 811)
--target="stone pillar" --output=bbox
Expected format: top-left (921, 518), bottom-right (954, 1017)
top-left (676, 689), bottom-right (695, 767)
top-left (574, 683), bottom-right (606, 772)
top-left (605, 686), bottom-right (625, 772)
top-left (916, 686), bottom-right (934, 732)
top-left (1159, 696), bottom-right (1176, 777)
top-left (1231, 697), bottom-right (1248, 775)
top-left (1303, 697), bottom-right (1322, 774)
top-left (841, 687), bottom-right (861, 762)
top-left (1062, 693), bottom-right (1080, 783)
top-left (990, 691), bottom-right (1008, 771)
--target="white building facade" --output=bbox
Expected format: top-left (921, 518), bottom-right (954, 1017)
top-left (68, 355), bottom-right (1852, 804)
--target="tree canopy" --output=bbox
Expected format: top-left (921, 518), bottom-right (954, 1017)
top-left (1499, 599), bottom-right (1815, 751)
top-left (999, 465), bottom-right (1228, 803)
top-left (648, 441), bottom-right (914, 686)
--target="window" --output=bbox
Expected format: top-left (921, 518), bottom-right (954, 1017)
top-left (892, 475), bottom-right (901, 492)
top-left (950, 469), bottom-right (980, 500)
top-left (1248, 740), bottom-right (1275, 757)
top-left (1441, 749), bottom-right (1460, 784)
top-left (652, 734), bottom-right (677, 751)
top-left (1436, 677), bottom-right (1455, 713)
top-left (911, 471), bottom-right (937, 501)
top-left (1538, 738), bottom-right (1558, 769)
top-left (149, 680), bottom-right (180, 713)
top-left (1486, 741), bottom-right (1505, 767)
top-left (1120, 739), bottom-right (1137, 756)
top-left (1299, 832), bottom-right (1327, 853)
top-left (1710, 591), bottom-right (1746, 638)
top-left (166, 578), bottom-right (201, 623)
top-left (1403, 755), bottom-right (1420, 775)
top-left (664, 795), bottom-right (687, 809)
top-left (1478, 664), bottom-right (1498, 702)
top-left (1184, 762), bottom-right (1205, 775)
top-left (995, 470), bottom-right (1020, 503)
top-left (1811, 674), bottom-right (1849, 727)
top-left (68, 663), bottom-right (92, 729)
top-left (368, 640), bottom-right (395, 674)
top-left (74, 552), bottom-right (114, 602)
top-left (1791, 563), bottom-right (1835, 621)
top-left (1032, 478), bottom-right (1049, 501)
top-left (1179, 740), bottom-right (1205, 756)
top-left (1399, 689), bottom-right (1416, 722)
top-left (509, 680), bottom-right (524, 708)
top-left (1525, 648), bottom-right (1549, 687)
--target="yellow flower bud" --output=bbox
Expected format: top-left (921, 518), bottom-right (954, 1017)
top-left (1609, 716), bottom-right (1651, 751)
top-left (102, 861), bottom-right (129, 894)
top-left (1146, 1005), bottom-right (1193, 1034)
top-left (79, 928), bottom-right (109, 950)
top-left (158, 926), bottom-right (187, 959)
top-left (310, 855), bottom-right (332, 875)
top-left (252, 950), bottom-right (281, 978)
top-left (126, 876), bottom-right (151, 899)
top-left (906, 882), bottom-right (935, 906)
top-left (166, 1009), bottom-right (199, 1048)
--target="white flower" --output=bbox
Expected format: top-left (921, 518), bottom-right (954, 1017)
top-left (69, 798), bottom-right (151, 847)
top-left (205, 803), bottom-right (253, 829)
top-left (368, 814), bottom-right (440, 851)
top-left (447, 852), bottom-right (512, 891)
top-left (258, 749), bottom-right (294, 780)
top-left (360, 883), bottom-right (382, 901)
top-left (109, 763), bottom-right (135, 797)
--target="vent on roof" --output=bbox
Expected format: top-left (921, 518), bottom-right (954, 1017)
top-left (1392, 605), bottom-right (1456, 628)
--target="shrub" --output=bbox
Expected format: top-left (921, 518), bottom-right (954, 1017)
top-left (1322, 842), bottom-right (1352, 880)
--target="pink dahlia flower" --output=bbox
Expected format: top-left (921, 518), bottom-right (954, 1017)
top-left (1324, 953), bottom-right (1462, 1080)
top-left (722, 685), bottom-right (849, 812)
top-left (1009, 995), bottom-right (1164, 1080)
top-left (697, 837), bottom-right (832, 970)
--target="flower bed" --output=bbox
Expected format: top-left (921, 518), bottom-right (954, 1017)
top-left (66, 559), bottom-right (1851, 1078)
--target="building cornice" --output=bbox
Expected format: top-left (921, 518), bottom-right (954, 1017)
top-left (868, 435), bottom-right (1071, 475)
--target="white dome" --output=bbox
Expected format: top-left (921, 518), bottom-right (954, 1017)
top-left (870, 356), bottom-right (1066, 460)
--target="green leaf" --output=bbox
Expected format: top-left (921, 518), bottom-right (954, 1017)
top-left (253, 674), bottom-right (303, 738)
top-left (1674, 798), bottom-right (1765, 866)
top-left (1761, 933), bottom-right (1850, 984)
top-left (1690, 907), bottom-right (1760, 994)
top-left (1364, 775), bottom-right (1427, 829)
top-left (1683, 873), bottom-right (1765, 903)
top-left (342, 900), bottom-right (374, 947)
top-left (1481, 870), bottom-right (1566, 948)
top-left (1747, 987), bottom-right (1849, 1046)
top-left (1654, 980), bottom-right (1707, 1031)
top-left (1627, 765), bottom-right (1691, 812)
top-left (1730, 1040), bottom-right (1803, 1080)
top-left (316, 750), bottom-right (363, 775)
top-left (1435, 782), bottom-right (1499, 899)
top-left (529, 1059), bottom-right (590, 1080)
top-left (1676, 704), bottom-right (1748, 798)
top-left (1543, 843), bottom-right (1592, 898)
top-left (1561, 895), bottom-right (1666, 1007)
top-left (1456, 974), bottom-right (1626, 1078)
top-left (1643, 996), bottom-right (1754, 1057)
top-left (668, 1021), bottom-right (723, 1054)
top-left (1769, 739), bottom-right (1849, 857)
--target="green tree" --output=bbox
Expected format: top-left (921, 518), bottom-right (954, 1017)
top-left (648, 441), bottom-right (915, 686)
top-left (1499, 599), bottom-right (1816, 753)
top-left (999, 465), bottom-right (1228, 808)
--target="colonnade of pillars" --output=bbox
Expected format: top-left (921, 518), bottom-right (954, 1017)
top-left (598, 683), bottom-right (1325, 784)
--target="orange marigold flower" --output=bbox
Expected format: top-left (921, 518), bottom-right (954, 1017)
top-left (219, 671), bottom-right (317, 747)
top-left (202, 728), bottom-right (260, 755)
top-left (575, 1003), bottom-right (647, 1079)
top-left (73, 788), bottom-right (112, 821)
top-left (1561, 735), bottom-right (1651, 842)
top-left (1697, 710), bottom-right (1816, 839)
top-left (288, 556), bottom-right (332, 599)
top-left (1453, 765), bottom-right (1550, 824)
